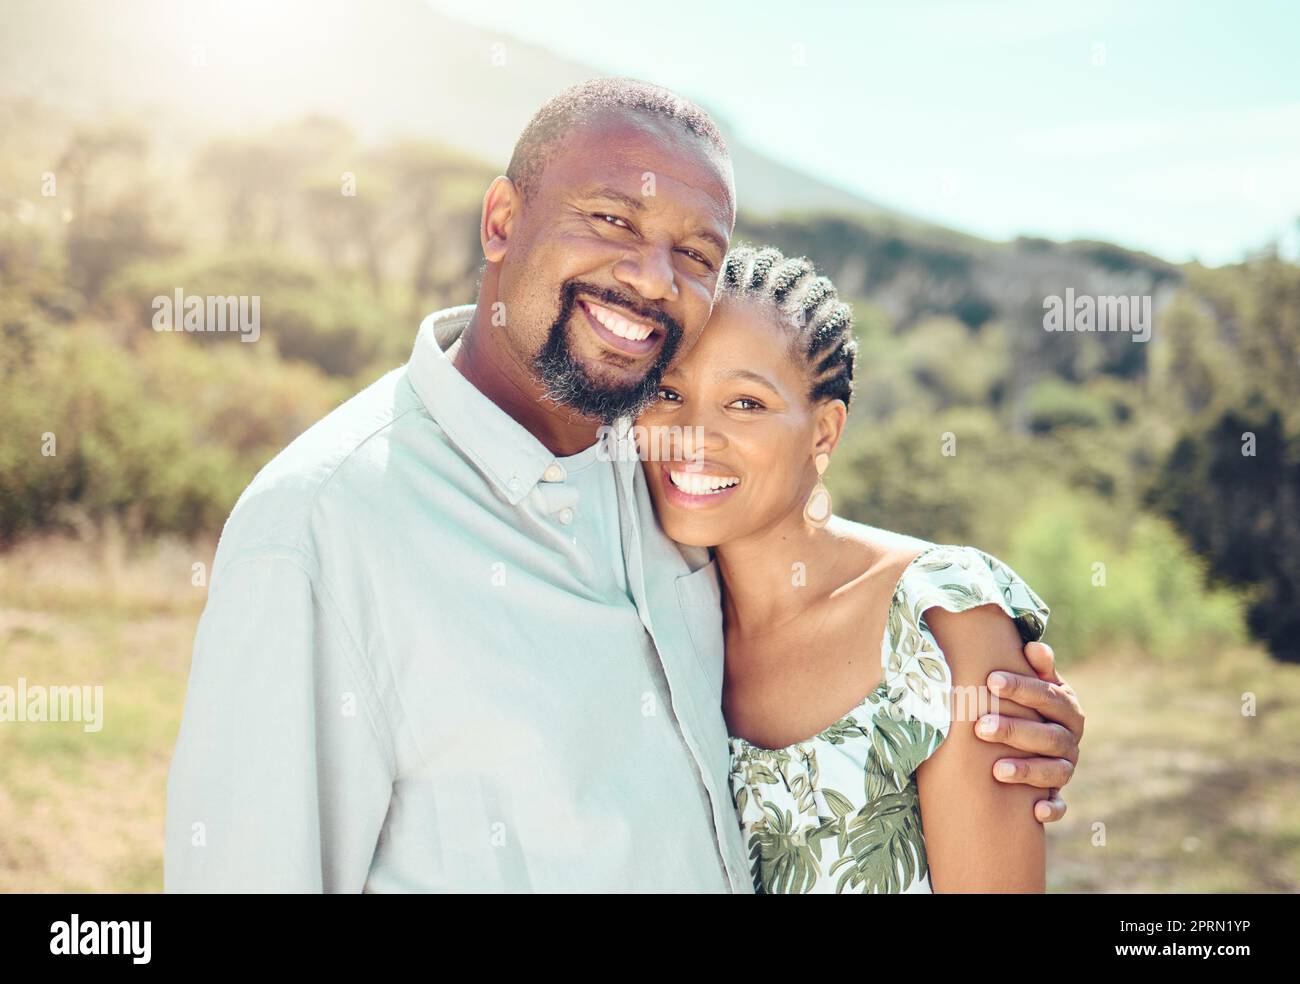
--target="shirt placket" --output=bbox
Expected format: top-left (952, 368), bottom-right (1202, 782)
top-left (609, 437), bottom-right (744, 892)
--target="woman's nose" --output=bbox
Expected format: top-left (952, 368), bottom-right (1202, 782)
top-left (676, 412), bottom-right (727, 465)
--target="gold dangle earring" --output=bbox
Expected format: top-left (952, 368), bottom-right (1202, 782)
top-left (803, 452), bottom-right (832, 527)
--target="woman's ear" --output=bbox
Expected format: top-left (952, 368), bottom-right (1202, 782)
top-left (812, 398), bottom-right (848, 458)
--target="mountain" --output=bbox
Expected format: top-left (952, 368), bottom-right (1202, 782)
top-left (1, 0), bottom-right (1186, 363)
top-left (1, 0), bottom-right (896, 221)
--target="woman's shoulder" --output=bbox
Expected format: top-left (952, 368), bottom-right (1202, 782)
top-left (893, 542), bottom-right (1050, 645)
top-left (871, 540), bottom-right (1050, 767)
top-left (827, 516), bottom-right (934, 559)
top-left (826, 520), bottom-right (1049, 630)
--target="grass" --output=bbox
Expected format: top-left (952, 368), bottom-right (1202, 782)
top-left (0, 533), bottom-right (211, 893)
top-left (1049, 646), bottom-right (1300, 892)
top-left (1, 534), bottom-right (1298, 892)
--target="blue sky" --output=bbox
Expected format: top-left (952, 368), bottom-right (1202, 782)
top-left (429, 0), bottom-right (1300, 265)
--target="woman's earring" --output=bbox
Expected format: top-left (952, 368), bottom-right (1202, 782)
top-left (803, 452), bottom-right (832, 527)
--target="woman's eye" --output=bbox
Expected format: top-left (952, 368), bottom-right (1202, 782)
top-left (729, 398), bottom-right (765, 411)
top-left (656, 387), bottom-right (681, 402)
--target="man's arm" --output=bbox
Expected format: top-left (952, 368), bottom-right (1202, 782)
top-left (976, 640), bottom-right (1083, 822)
top-left (164, 550), bottom-right (395, 892)
top-left (916, 604), bottom-right (1046, 892)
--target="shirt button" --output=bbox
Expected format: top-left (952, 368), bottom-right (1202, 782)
top-left (508, 476), bottom-right (521, 492)
top-left (557, 507), bottom-right (574, 525)
top-left (543, 463), bottom-right (565, 482)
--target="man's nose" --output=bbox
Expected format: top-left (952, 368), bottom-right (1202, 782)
top-left (612, 242), bottom-right (677, 303)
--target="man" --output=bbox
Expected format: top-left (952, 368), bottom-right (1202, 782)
top-left (164, 78), bottom-right (1084, 892)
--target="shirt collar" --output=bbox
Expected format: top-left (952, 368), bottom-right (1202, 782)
top-left (407, 304), bottom-right (632, 506)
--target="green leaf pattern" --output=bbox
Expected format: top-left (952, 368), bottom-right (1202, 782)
top-left (727, 543), bottom-right (1051, 893)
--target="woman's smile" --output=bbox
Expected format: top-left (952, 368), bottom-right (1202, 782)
top-left (660, 464), bottom-right (743, 509)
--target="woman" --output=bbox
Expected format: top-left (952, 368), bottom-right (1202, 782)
top-left (636, 244), bottom-right (1051, 893)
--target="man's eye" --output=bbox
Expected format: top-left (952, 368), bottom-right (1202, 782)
top-left (678, 248), bottom-right (714, 270)
top-left (594, 213), bottom-right (632, 230)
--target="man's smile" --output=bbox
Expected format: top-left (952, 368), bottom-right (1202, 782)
top-left (578, 297), bottom-right (664, 357)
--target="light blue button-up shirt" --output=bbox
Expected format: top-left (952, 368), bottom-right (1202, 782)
top-left (164, 304), bottom-right (753, 892)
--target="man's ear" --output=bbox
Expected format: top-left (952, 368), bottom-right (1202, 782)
top-left (812, 399), bottom-right (848, 458)
top-left (480, 175), bottom-right (521, 264)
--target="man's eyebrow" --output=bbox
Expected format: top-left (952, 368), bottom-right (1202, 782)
top-left (578, 184), bottom-right (728, 255)
top-left (579, 185), bottom-right (647, 212)
top-left (693, 228), bottom-right (728, 256)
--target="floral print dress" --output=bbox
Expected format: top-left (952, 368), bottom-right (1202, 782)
top-left (727, 543), bottom-right (1050, 894)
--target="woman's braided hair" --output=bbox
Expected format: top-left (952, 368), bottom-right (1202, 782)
top-left (716, 243), bottom-right (858, 412)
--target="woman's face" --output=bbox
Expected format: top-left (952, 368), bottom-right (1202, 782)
top-left (636, 294), bottom-right (841, 547)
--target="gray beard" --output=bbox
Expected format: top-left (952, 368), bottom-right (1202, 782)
top-left (532, 293), bottom-right (681, 425)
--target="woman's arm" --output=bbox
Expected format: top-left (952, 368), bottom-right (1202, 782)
top-left (916, 603), bottom-right (1047, 892)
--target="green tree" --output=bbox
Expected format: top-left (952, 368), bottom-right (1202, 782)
top-left (1149, 399), bottom-right (1300, 662)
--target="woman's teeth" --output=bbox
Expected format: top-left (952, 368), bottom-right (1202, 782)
top-left (669, 470), bottom-right (740, 495)
top-left (585, 301), bottom-right (655, 341)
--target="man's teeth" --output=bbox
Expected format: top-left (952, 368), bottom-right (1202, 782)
top-left (586, 301), bottom-right (655, 342)
top-left (668, 470), bottom-right (740, 495)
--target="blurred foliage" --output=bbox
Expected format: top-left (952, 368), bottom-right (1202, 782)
top-left (105, 250), bottom-right (407, 377)
top-left (1, 103), bottom-right (1298, 664)
top-left (1149, 399), bottom-right (1300, 661)
top-left (0, 321), bottom-right (346, 542)
top-left (1006, 495), bottom-right (1246, 667)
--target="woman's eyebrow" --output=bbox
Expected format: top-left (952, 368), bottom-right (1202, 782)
top-left (719, 368), bottom-right (779, 390)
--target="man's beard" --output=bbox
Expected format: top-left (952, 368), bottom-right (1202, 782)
top-left (533, 280), bottom-right (684, 424)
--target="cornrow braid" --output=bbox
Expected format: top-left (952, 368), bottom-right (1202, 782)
top-left (716, 243), bottom-right (858, 411)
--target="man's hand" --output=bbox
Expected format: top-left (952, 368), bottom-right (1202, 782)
top-left (976, 641), bottom-right (1083, 824)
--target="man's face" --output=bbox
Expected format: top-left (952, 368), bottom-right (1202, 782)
top-left (495, 109), bottom-right (735, 422)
